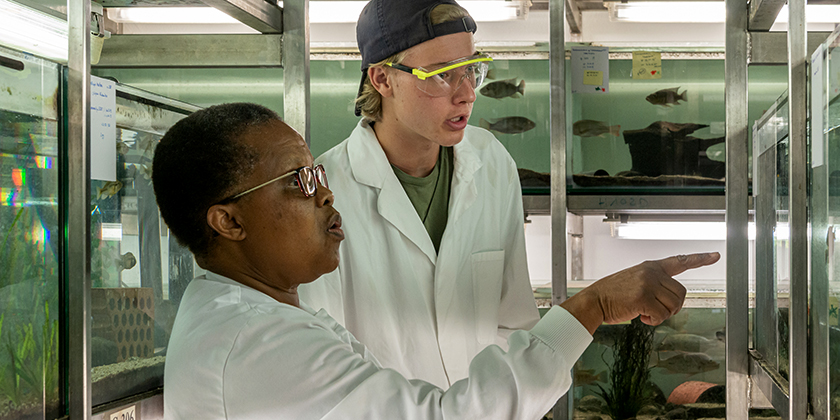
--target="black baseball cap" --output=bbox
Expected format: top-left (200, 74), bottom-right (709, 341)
top-left (354, 0), bottom-right (478, 116)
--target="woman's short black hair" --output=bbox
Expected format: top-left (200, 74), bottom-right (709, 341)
top-left (152, 102), bottom-right (279, 258)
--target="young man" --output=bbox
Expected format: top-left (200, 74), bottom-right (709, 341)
top-left (299, 0), bottom-right (545, 387)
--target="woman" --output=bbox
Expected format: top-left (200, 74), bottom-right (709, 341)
top-left (153, 102), bottom-right (719, 419)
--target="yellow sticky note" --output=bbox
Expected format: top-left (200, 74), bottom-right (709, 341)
top-left (583, 70), bottom-right (603, 86)
top-left (632, 51), bottom-right (662, 80)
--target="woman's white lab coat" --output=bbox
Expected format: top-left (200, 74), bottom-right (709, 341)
top-left (299, 120), bottom-right (541, 388)
top-left (163, 272), bottom-right (592, 420)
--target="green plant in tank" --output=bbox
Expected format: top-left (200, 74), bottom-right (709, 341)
top-left (596, 317), bottom-right (657, 420)
top-left (0, 301), bottom-right (59, 406)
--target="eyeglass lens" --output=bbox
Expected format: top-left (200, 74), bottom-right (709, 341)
top-left (419, 62), bottom-right (488, 97)
top-left (297, 165), bottom-right (329, 197)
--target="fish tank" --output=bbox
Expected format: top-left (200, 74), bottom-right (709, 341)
top-left (0, 45), bottom-right (61, 420)
top-left (88, 83), bottom-right (201, 406)
top-left (527, 212), bottom-right (758, 420)
top-left (811, 27), bottom-right (840, 420)
top-left (566, 52), bottom-right (787, 196)
top-left (751, 92), bottom-right (791, 386)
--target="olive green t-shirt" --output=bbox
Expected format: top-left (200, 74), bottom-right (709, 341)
top-left (391, 147), bottom-right (453, 252)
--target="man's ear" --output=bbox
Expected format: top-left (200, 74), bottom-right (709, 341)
top-left (206, 204), bottom-right (246, 241)
top-left (369, 66), bottom-right (394, 98)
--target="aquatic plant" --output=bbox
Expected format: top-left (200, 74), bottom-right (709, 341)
top-left (0, 207), bottom-right (26, 288)
top-left (596, 317), bottom-right (657, 420)
top-left (0, 301), bottom-right (59, 406)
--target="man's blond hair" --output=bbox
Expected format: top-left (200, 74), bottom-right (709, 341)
top-left (355, 4), bottom-right (472, 121)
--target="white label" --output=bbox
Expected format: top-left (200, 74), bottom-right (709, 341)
top-left (571, 46), bottom-right (609, 94)
top-left (811, 44), bottom-right (825, 168)
top-left (109, 405), bottom-right (136, 420)
top-left (91, 75), bottom-right (117, 181)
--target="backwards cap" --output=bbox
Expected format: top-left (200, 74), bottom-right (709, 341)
top-left (354, 0), bottom-right (477, 116)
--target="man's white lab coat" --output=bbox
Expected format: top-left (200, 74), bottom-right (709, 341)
top-left (299, 120), bottom-right (541, 388)
top-left (163, 272), bottom-right (592, 420)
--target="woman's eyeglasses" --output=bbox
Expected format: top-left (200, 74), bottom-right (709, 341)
top-left (220, 164), bottom-right (328, 203)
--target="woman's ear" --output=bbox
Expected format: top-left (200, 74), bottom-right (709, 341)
top-left (206, 204), bottom-right (246, 241)
top-left (369, 66), bottom-right (393, 98)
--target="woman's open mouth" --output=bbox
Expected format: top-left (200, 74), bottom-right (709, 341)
top-left (327, 213), bottom-right (344, 240)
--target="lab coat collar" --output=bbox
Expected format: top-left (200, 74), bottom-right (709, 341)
top-left (347, 120), bottom-right (437, 264)
top-left (346, 121), bottom-right (484, 260)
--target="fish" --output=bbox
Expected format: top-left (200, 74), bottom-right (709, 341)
top-left (117, 252), bottom-right (136, 271)
top-left (574, 367), bottom-right (607, 386)
top-left (132, 163), bottom-right (152, 180)
top-left (573, 119), bottom-right (621, 138)
top-left (96, 180), bottom-right (123, 200)
top-left (657, 333), bottom-right (716, 353)
top-left (479, 78), bottom-right (525, 99)
top-left (646, 87), bottom-right (687, 107)
top-left (654, 352), bottom-right (719, 374)
top-left (479, 117), bottom-right (536, 134)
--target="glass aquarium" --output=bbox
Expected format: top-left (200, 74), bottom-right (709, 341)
top-left (0, 45), bottom-right (61, 420)
top-left (812, 27), bottom-right (840, 420)
top-left (88, 84), bottom-right (200, 406)
top-left (567, 55), bottom-right (787, 195)
top-left (751, 92), bottom-right (790, 383)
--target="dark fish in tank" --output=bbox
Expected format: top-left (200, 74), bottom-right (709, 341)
top-left (479, 117), bottom-right (536, 134)
top-left (646, 87), bottom-right (687, 107)
top-left (573, 119), bottom-right (621, 138)
top-left (654, 352), bottom-right (719, 374)
top-left (657, 333), bottom-right (717, 353)
top-left (479, 78), bottom-right (525, 99)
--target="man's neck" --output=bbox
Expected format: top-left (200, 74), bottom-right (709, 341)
top-left (372, 121), bottom-right (440, 177)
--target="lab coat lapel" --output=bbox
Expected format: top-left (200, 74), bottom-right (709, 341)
top-left (347, 122), bottom-right (437, 265)
top-left (448, 136), bottom-right (481, 225)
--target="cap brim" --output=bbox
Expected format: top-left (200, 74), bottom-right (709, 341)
top-left (354, 70), bottom-right (367, 117)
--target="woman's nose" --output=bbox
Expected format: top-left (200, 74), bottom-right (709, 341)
top-left (316, 185), bottom-right (334, 207)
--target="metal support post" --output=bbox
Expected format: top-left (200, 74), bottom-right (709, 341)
top-left (550, 0), bottom-right (570, 418)
top-left (725, 0), bottom-right (750, 418)
top-left (67, 0), bottom-right (92, 418)
top-left (787, 0), bottom-right (808, 417)
top-left (283, 0), bottom-right (310, 146)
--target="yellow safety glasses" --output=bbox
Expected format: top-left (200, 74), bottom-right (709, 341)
top-left (386, 54), bottom-right (493, 97)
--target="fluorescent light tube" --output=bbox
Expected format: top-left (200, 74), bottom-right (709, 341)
top-left (0, 0), bottom-right (67, 62)
top-left (108, 7), bottom-right (241, 24)
top-left (609, 2), bottom-right (725, 23)
top-left (615, 221), bottom-right (764, 241)
top-left (110, 1), bottom-right (531, 25)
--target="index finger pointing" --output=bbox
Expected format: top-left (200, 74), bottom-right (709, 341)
top-left (656, 252), bottom-right (721, 277)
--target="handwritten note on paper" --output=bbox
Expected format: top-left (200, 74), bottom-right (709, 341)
top-left (571, 46), bottom-right (609, 94)
top-left (632, 51), bottom-right (662, 79)
top-left (90, 75), bottom-right (117, 181)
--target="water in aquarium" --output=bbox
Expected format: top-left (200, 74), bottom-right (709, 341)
top-left (0, 46), bottom-right (61, 420)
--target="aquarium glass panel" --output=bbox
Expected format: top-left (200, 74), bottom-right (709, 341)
top-left (568, 56), bottom-right (786, 195)
top-left (0, 45), bottom-right (61, 419)
top-left (824, 34), bottom-right (840, 420)
top-left (751, 94), bottom-right (790, 383)
top-left (89, 86), bottom-right (200, 406)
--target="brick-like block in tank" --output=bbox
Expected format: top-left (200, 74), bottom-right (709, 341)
top-left (92, 288), bottom-right (155, 363)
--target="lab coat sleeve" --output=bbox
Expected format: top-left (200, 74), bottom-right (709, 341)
top-left (495, 154), bottom-right (541, 344)
top-left (320, 306), bottom-right (590, 420)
